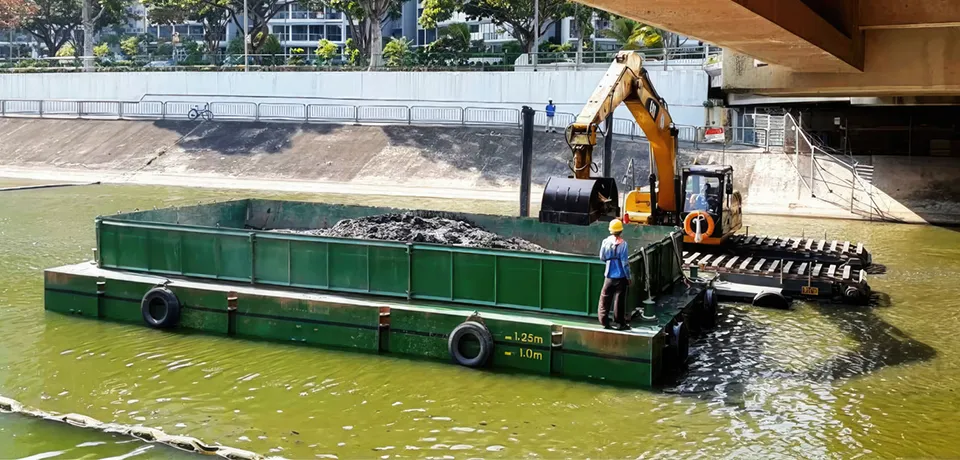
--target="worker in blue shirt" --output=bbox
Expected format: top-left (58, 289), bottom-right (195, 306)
top-left (545, 100), bottom-right (557, 133)
top-left (598, 219), bottom-right (631, 330)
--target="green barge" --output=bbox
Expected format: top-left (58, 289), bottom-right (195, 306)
top-left (43, 199), bottom-right (715, 387)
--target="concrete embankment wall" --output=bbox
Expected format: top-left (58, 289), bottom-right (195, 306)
top-left (0, 118), bottom-right (669, 191)
top-left (0, 70), bottom-right (709, 128)
top-left (2, 117), bottom-right (958, 224)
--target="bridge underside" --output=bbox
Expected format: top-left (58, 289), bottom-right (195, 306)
top-left (578, 0), bottom-right (960, 96)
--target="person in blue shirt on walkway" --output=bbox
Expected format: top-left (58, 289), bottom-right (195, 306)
top-left (598, 218), bottom-right (631, 330)
top-left (545, 100), bottom-right (557, 133)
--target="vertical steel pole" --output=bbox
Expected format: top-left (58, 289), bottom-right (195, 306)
top-left (519, 106), bottom-right (535, 217)
top-left (533, 0), bottom-right (538, 69)
top-left (243, 0), bottom-right (249, 72)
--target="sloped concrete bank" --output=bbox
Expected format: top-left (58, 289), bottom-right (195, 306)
top-left (1, 118), bottom-right (958, 224)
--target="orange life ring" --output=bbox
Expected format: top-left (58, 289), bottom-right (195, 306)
top-left (683, 211), bottom-right (715, 238)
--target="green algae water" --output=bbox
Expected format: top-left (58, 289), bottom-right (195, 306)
top-left (2, 184), bottom-right (960, 458)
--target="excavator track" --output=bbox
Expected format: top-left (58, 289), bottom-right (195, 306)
top-left (683, 235), bottom-right (874, 305)
top-left (709, 234), bottom-right (871, 268)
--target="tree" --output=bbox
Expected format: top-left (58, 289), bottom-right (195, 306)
top-left (288, 47), bottom-right (305, 65)
top-left (153, 0), bottom-right (287, 54)
top-left (299, 0), bottom-right (403, 69)
top-left (156, 41), bottom-right (172, 56)
top-left (55, 42), bottom-right (74, 56)
top-left (141, 0), bottom-right (228, 59)
top-left (601, 18), bottom-right (662, 50)
top-left (20, 0), bottom-right (129, 58)
top-left (82, 0), bottom-right (133, 70)
top-left (260, 32), bottom-right (282, 65)
top-left (93, 41), bottom-right (109, 57)
top-left (382, 36), bottom-right (411, 67)
top-left (554, 2), bottom-right (604, 63)
top-left (0, 0), bottom-right (38, 29)
top-left (417, 22), bottom-right (469, 67)
top-left (419, 0), bottom-right (569, 53)
top-left (226, 36), bottom-right (243, 54)
top-left (314, 38), bottom-right (338, 66)
top-left (119, 35), bottom-right (138, 58)
top-left (343, 37), bottom-right (360, 65)
top-left (180, 40), bottom-right (205, 64)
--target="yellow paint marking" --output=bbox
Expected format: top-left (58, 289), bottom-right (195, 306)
top-left (504, 351), bottom-right (513, 356)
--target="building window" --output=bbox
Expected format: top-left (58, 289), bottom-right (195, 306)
top-left (309, 25), bottom-right (323, 41)
top-left (425, 28), bottom-right (436, 43)
top-left (188, 25), bottom-right (204, 40)
top-left (325, 24), bottom-right (342, 41)
top-left (417, 29), bottom-right (425, 45)
top-left (272, 25), bottom-right (288, 40)
top-left (469, 24), bottom-right (479, 33)
top-left (292, 25), bottom-right (308, 41)
top-left (291, 3), bottom-right (309, 19)
top-left (325, 8), bottom-right (340, 19)
top-left (392, 28), bottom-right (402, 38)
top-left (158, 25), bottom-right (172, 39)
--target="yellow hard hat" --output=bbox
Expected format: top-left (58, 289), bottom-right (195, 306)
top-left (608, 219), bottom-right (624, 233)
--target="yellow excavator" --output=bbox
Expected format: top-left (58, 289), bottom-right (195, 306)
top-left (538, 50), bottom-right (875, 304)
top-left (539, 50), bottom-right (742, 245)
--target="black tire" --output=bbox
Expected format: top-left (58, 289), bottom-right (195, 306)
top-left (753, 291), bottom-right (790, 310)
top-left (448, 321), bottom-right (494, 368)
top-left (141, 287), bottom-right (181, 329)
top-left (701, 288), bottom-right (718, 329)
top-left (844, 286), bottom-right (869, 305)
top-left (188, 109), bottom-right (199, 121)
top-left (663, 320), bottom-right (690, 373)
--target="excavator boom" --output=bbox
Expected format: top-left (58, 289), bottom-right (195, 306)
top-left (539, 51), bottom-right (680, 227)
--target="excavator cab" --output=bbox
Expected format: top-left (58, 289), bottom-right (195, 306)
top-left (680, 165), bottom-right (742, 245)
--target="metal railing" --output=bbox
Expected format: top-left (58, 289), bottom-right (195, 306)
top-left (0, 97), bottom-right (770, 151)
top-left (782, 113), bottom-right (888, 220)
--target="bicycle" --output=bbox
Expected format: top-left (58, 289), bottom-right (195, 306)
top-left (188, 104), bottom-right (214, 121)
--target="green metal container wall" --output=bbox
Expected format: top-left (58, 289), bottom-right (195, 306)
top-left (98, 200), bottom-right (683, 318)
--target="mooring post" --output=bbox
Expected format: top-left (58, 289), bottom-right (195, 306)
top-left (519, 106), bottom-right (535, 217)
top-left (603, 113), bottom-right (614, 177)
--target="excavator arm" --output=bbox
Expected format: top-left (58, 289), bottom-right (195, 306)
top-left (539, 51), bottom-right (681, 226)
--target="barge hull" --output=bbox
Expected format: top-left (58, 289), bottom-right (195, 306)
top-left (44, 262), bottom-right (707, 388)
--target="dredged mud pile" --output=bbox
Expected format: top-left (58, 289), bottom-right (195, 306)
top-left (274, 212), bottom-right (551, 253)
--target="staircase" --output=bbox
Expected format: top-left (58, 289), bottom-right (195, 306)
top-left (854, 163), bottom-right (874, 186)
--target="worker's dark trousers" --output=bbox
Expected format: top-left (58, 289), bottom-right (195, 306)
top-left (598, 277), bottom-right (628, 326)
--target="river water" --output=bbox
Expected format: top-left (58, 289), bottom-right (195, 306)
top-left (2, 184), bottom-right (959, 459)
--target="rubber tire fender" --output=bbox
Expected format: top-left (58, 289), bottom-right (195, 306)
top-left (448, 321), bottom-right (495, 368)
top-left (701, 287), bottom-right (719, 329)
top-left (753, 291), bottom-right (790, 310)
top-left (844, 286), bottom-right (869, 306)
top-left (663, 320), bottom-right (691, 372)
top-left (141, 287), bottom-right (181, 329)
